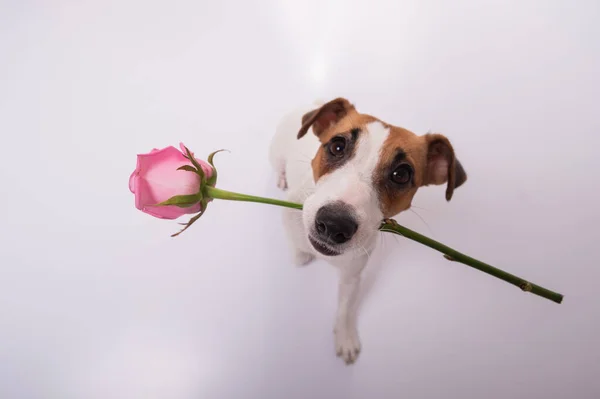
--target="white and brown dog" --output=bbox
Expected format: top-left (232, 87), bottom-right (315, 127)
top-left (269, 98), bottom-right (467, 364)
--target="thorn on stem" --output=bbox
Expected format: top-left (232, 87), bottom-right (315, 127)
top-left (520, 282), bottom-right (533, 292)
top-left (381, 218), bottom-right (398, 228)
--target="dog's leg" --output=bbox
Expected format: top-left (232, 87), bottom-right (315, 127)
top-left (269, 110), bottom-right (296, 191)
top-left (282, 205), bottom-right (315, 267)
top-left (333, 255), bottom-right (367, 364)
top-left (269, 154), bottom-right (288, 191)
top-left (276, 167), bottom-right (288, 190)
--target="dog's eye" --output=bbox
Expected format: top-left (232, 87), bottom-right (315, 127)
top-left (328, 137), bottom-right (347, 157)
top-left (390, 164), bottom-right (413, 185)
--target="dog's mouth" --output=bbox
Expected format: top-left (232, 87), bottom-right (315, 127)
top-left (308, 235), bottom-right (342, 256)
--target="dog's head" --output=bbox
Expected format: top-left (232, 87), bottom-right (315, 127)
top-left (297, 97), bottom-right (467, 258)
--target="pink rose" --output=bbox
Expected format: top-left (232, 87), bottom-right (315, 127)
top-left (129, 143), bottom-right (213, 219)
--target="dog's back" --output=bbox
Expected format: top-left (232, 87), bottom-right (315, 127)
top-left (269, 101), bottom-right (323, 191)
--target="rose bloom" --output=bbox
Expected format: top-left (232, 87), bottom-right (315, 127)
top-left (129, 143), bottom-right (213, 219)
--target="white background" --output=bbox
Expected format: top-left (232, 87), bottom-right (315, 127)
top-left (1, 1), bottom-right (599, 398)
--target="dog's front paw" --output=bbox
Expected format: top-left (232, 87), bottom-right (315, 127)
top-left (334, 324), bottom-right (361, 365)
top-left (294, 251), bottom-right (315, 267)
top-left (276, 171), bottom-right (288, 190)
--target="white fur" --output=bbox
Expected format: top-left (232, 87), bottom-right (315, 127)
top-left (302, 121), bottom-right (389, 257)
top-left (269, 105), bottom-right (391, 364)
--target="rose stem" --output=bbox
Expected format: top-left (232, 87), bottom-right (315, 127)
top-left (379, 220), bottom-right (563, 304)
top-left (205, 187), bottom-right (303, 210)
top-left (204, 186), bottom-right (563, 304)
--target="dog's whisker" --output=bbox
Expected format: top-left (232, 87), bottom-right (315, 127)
top-left (361, 244), bottom-right (371, 261)
top-left (379, 231), bottom-right (386, 252)
top-left (408, 208), bottom-right (435, 238)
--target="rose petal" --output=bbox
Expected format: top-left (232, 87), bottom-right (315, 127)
top-left (129, 170), bottom-right (138, 193)
top-left (131, 146), bottom-right (202, 219)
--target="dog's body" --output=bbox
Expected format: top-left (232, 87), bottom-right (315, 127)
top-left (269, 98), bottom-right (467, 364)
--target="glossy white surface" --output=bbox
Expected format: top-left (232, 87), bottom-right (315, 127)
top-left (1, 1), bottom-right (599, 398)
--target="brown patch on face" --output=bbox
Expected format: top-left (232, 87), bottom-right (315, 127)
top-left (311, 113), bottom-right (379, 182)
top-left (298, 98), bottom-right (380, 182)
top-left (374, 127), bottom-right (468, 217)
top-left (374, 126), bottom-right (428, 218)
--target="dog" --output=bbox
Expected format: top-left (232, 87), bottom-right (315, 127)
top-left (268, 97), bottom-right (467, 364)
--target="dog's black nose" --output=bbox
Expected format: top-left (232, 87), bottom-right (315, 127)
top-left (315, 203), bottom-right (358, 244)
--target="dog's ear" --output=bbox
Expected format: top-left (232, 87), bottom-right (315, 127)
top-left (423, 133), bottom-right (467, 201)
top-left (297, 98), bottom-right (355, 139)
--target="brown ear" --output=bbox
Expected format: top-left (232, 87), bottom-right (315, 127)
top-left (297, 98), bottom-right (355, 139)
top-left (423, 134), bottom-right (467, 201)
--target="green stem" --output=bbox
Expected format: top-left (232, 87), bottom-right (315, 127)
top-left (379, 220), bottom-right (563, 304)
top-left (204, 186), bottom-right (563, 304)
top-left (205, 187), bottom-right (303, 210)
